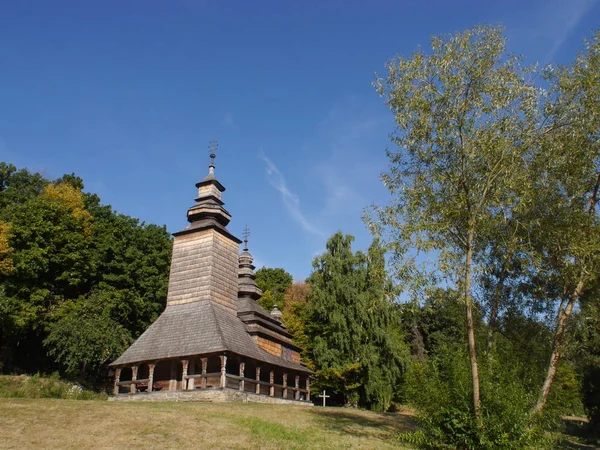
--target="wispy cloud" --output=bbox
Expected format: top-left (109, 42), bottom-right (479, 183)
top-left (541, 0), bottom-right (597, 61)
top-left (220, 112), bottom-right (235, 128)
top-left (313, 98), bottom-right (390, 218)
top-left (259, 152), bottom-right (325, 237)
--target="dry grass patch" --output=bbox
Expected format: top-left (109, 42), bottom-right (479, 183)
top-left (0, 398), bottom-right (416, 449)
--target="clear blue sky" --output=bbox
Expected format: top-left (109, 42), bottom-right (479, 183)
top-left (1, 0), bottom-right (598, 280)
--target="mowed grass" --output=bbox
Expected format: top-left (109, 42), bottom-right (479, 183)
top-left (0, 398), bottom-right (417, 449)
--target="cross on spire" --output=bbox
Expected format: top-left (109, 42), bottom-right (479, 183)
top-left (208, 138), bottom-right (218, 167)
top-left (242, 225), bottom-right (250, 250)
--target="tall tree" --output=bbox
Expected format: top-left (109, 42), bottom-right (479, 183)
top-left (255, 267), bottom-right (293, 311)
top-left (531, 31), bottom-right (600, 414)
top-left (371, 26), bottom-right (540, 423)
top-left (304, 232), bottom-right (409, 410)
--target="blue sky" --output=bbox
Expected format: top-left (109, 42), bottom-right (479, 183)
top-left (0, 0), bottom-right (598, 280)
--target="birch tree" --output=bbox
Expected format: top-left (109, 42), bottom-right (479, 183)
top-left (531, 31), bottom-right (600, 415)
top-left (370, 26), bottom-right (540, 424)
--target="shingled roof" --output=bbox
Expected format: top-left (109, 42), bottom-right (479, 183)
top-left (111, 300), bottom-right (311, 373)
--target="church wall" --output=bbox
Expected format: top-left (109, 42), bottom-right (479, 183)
top-left (165, 229), bottom-right (238, 313)
top-left (256, 336), bottom-right (282, 357)
top-left (166, 232), bottom-right (212, 306)
top-left (290, 351), bottom-right (301, 365)
top-left (255, 336), bottom-right (301, 364)
top-left (210, 231), bottom-right (240, 313)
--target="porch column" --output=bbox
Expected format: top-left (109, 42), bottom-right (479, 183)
top-left (283, 373), bottom-right (288, 399)
top-left (113, 368), bottom-right (121, 396)
top-left (239, 362), bottom-right (245, 391)
top-left (130, 365), bottom-right (138, 395)
top-left (148, 364), bottom-right (155, 392)
top-left (201, 358), bottom-right (208, 389)
top-left (220, 354), bottom-right (227, 389)
top-left (306, 376), bottom-right (310, 401)
top-left (169, 360), bottom-right (177, 391)
top-left (181, 359), bottom-right (189, 390)
top-left (269, 370), bottom-right (275, 397)
top-left (188, 360), bottom-right (195, 390)
top-left (255, 367), bottom-right (261, 395)
top-left (295, 375), bottom-right (300, 400)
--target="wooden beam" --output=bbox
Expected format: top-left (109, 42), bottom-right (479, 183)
top-left (201, 358), bottom-right (208, 389)
top-left (113, 368), bottom-right (121, 396)
top-left (239, 362), bottom-right (245, 391)
top-left (181, 359), bottom-right (189, 390)
top-left (148, 364), bottom-right (155, 393)
top-left (255, 367), bottom-right (261, 395)
top-left (130, 366), bottom-right (138, 395)
top-left (219, 354), bottom-right (227, 389)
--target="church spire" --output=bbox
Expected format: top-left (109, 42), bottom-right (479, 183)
top-left (238, 226), bottom-right (263, 301)
top-left (242, 225), bottom-right (250, 251)
top-left (185, 139), bottom-right (232, 228)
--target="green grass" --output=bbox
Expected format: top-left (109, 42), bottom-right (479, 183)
top-left (0, 397), bottom-right (418, 449)
top-left (0, 374), bottom-right (107, 400)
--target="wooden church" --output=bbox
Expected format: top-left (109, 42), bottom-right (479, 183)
top-left (110, 144), bottom-right (312, 404)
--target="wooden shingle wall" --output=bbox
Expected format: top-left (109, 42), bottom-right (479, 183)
top-left (166, 229), bottom-right (239, 313)
top-left (198, 184), bottom-right (222, 200)
top-left (256, 336), bottom-right (282, 357)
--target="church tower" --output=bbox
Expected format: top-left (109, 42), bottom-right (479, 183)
top-left (166, 140), bottom-right (241, 313)
top-left (110, 141), bottom-right (312, 404)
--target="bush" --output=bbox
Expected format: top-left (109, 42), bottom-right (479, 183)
top-left (397, 345), bottom-right (551, 449)
top-left (0, 374), bottom-right (107, 400)
top-left (582, 363), bottom-right (600, 436)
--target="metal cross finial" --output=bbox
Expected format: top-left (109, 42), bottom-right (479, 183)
top-left (208, 138), bottom-right (218, 166)
top-left (242, 225), bottom-right (250, 250)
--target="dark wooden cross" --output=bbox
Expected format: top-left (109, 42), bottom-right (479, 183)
top-left (318, 390), bottom-right (330, 407)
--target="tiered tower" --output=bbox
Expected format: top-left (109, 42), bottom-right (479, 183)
top-left (110, 141), bottom-right (311, 404)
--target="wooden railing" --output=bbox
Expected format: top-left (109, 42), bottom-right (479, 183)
top-left (181, 373), bottom-right (309, 398)
top-left (117, 373), bottom-right (309, 400)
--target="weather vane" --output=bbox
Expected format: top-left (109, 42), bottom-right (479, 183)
top-left (242, 225), bottom-right (250, 250)
top-left (208, 138), bottom-right (218, 166)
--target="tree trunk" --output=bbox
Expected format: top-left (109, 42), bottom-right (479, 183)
top-left (465, 228), bottom-right (482, 424)
top-left (533, 173), bottom-right (599, 415)
top-left (532, 277), bottom-right (585, 415)
top-left (411, 322), bottom-right (427, 363)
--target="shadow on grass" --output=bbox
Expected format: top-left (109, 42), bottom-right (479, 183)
top-left (310, 407), bottom-right (418, 442)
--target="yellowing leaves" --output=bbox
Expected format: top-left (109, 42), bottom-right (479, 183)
top-left (42, 183), bottom-right (93, 235)
top-left (0, 221), bottom-right (14, 276)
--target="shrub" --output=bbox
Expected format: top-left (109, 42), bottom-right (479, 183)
top-left (0, 374), bottom-right (107, 400)
top-left (397, 345), bottom-right (551, 449)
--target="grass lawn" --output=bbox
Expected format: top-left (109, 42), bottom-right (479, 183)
top-left (0, 398), bottom-right (417, 449)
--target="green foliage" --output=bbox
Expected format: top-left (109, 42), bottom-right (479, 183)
top-left (255, 267), bottom-right (293, 311)
top-left (370, 24), bottom-right (543, 421)
top-left (574, 285), bottom-right (600, 435)
top-left (399, 344), bottom-right (551, 449)
top-left (304, 232), bottom-right (410, 410)
top-left (281, 282), bottom-right (311, 362)
top-left (0, 162), bottom-right (171, 382)
top-left (44, 293), bottom-right (133, 376)
top-left (0, 374), bottom-right (107, 400)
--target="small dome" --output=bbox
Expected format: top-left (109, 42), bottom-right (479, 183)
top-left (271, 304), bottom-right (282, 321)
